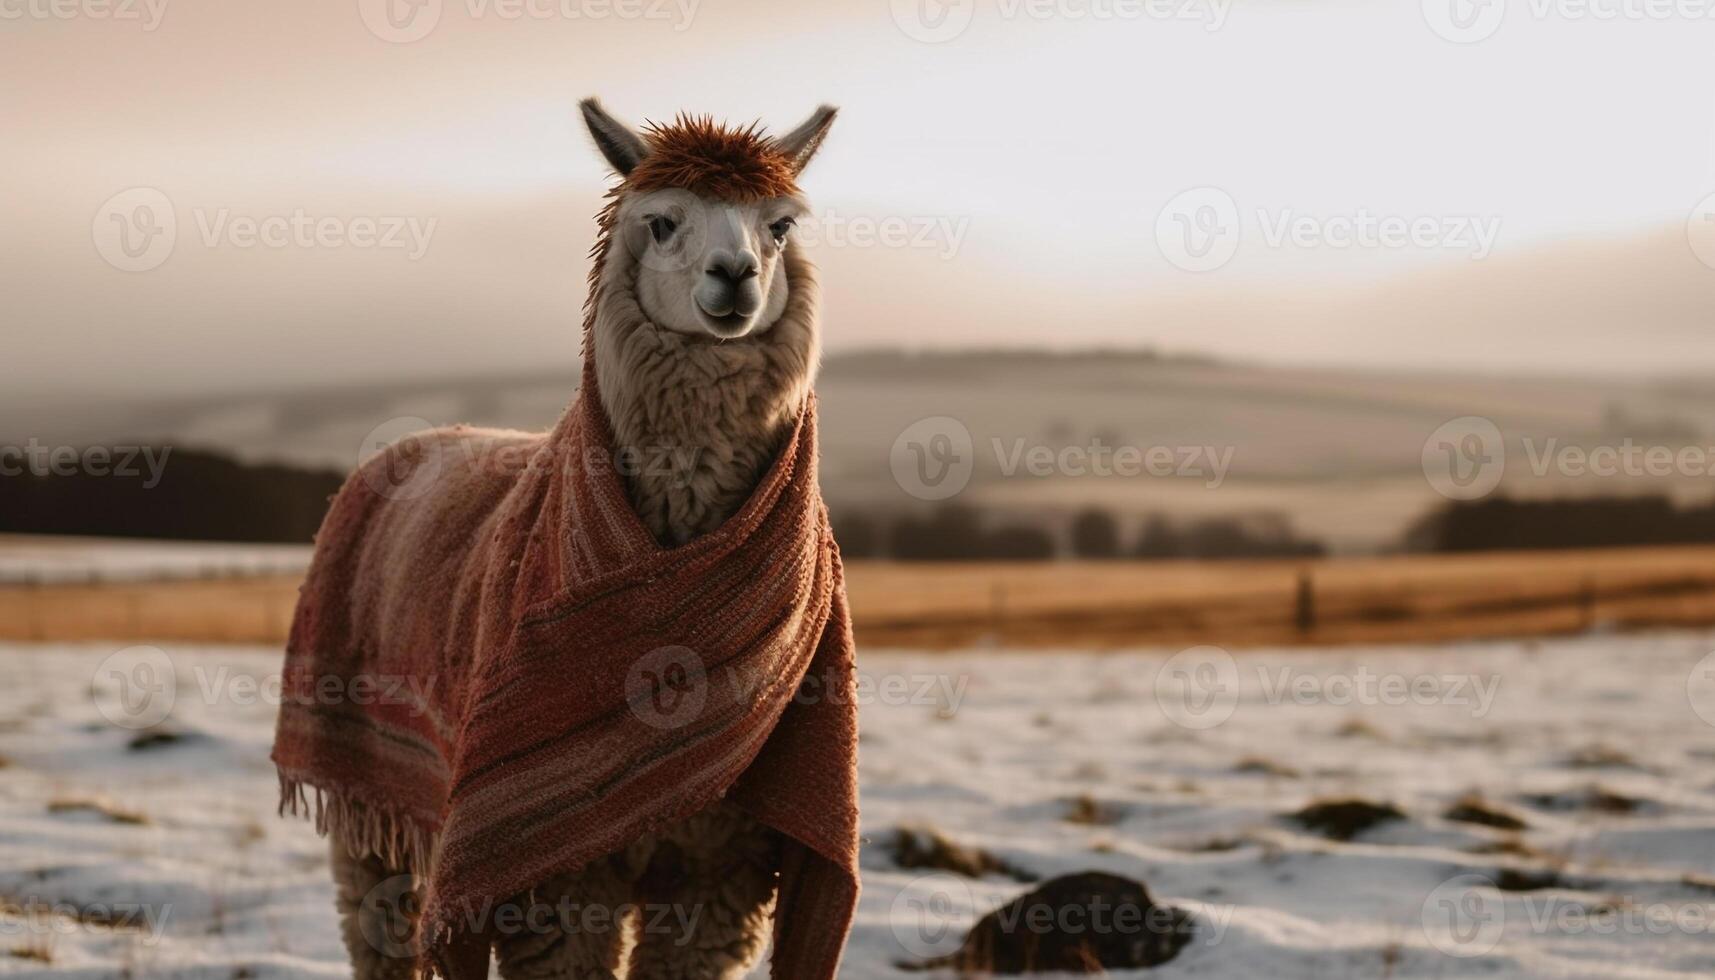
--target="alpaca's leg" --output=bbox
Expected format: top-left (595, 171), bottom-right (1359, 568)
top-left (493, 855), bottom-right (635, 980)
top-left (626, 803), bottom-right (781, 980)
top-left (331, 840), bottom-right (424, 980)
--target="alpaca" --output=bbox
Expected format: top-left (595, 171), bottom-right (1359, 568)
top-left (323, 99), bottom-right (841, 980)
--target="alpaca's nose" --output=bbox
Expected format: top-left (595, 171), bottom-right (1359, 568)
top-left (704, 254), bottom-right (758, 287)
top-left (696, 250), bottom-right (763, 322)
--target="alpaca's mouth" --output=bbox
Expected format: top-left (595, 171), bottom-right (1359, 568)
top-left (695, 303), bottom-right (755, 339)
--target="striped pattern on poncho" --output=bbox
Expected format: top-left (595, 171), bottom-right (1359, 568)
top-left (272, 358), bottom-right (859, 979)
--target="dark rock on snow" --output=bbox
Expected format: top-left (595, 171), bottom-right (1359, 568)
top-left (910, 871), bottom-right (1194, 974)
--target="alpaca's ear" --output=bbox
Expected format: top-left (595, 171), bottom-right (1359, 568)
top-left (773, 105), bottom-right (838, 176)
top-left (579, 97), bottom-right (649, 176)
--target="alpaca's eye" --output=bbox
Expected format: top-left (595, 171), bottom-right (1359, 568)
top-left (647, 216), bottom-right (677, 244)
top-left (768, 217), bottom-right (795, 243)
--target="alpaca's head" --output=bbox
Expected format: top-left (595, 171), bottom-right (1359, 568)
top-left (580, 99), bottom-right (836, 341)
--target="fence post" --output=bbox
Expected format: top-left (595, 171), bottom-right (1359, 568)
top-left (1580, 575), bottom-right (1596, 631)
top-left (27, 573), bottom-right (43, 643)
top-left (1295, 568), bottom-right (1315, 636)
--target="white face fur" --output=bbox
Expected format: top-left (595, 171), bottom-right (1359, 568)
top-left (617, 189), bottom-right (809, 340)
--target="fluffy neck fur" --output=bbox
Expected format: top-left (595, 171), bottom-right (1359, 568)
top-left (589, 237), bottom-right (820, 547)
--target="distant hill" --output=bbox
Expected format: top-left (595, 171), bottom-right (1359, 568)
top-left (9, 349), bottom-right (1715, 552)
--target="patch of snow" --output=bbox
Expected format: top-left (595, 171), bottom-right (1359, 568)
top-left (0, 537), bottom-right (312, 586)
top-left (1, 632), bottom-right (1712, 977)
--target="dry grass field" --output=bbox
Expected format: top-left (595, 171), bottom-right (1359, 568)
top-left (8, 545), bottom-right (1715, 649)
top-left (846, 546), bottom-right (1715, 648)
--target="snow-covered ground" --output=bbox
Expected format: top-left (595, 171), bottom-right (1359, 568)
top-left (2, 634), bottom-right (1713, 978)
top-left (0, 537), bottom-right (311, 586)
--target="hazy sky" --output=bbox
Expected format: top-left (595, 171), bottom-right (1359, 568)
top-left (6, 0), bottom-right (1715, 403)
